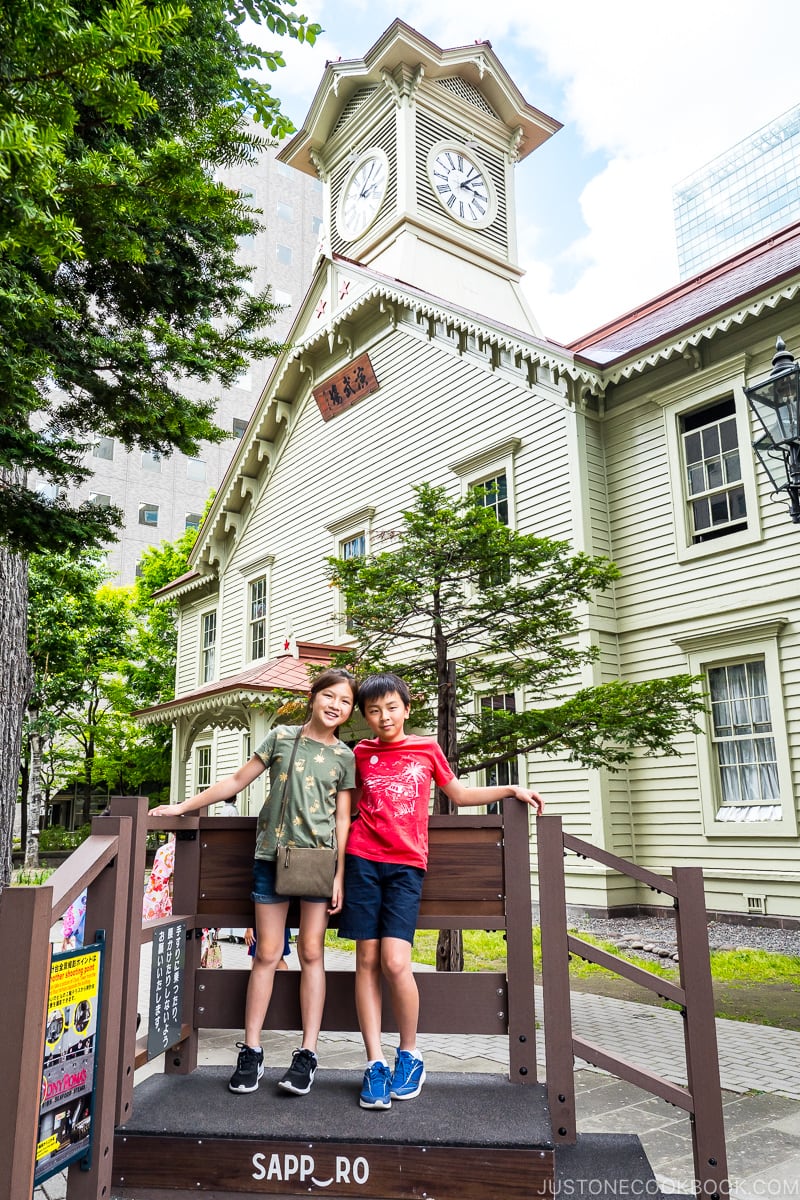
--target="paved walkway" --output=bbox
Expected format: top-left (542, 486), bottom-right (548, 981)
top-left (35, 941), bottom-right (800, 1200)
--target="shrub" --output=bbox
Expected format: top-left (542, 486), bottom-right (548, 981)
top-left (39, 823), bottom-right (92, 851)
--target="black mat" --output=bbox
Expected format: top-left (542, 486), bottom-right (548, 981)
top-left (556, 1133), bottom-right (660, 1188)
top-left (119, 1068), bottom-right (552, 1148)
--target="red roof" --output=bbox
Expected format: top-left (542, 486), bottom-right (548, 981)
top-left (568, 220), bottom-right (800, 366)
top-left (134, 642), bottom-right (344, 718)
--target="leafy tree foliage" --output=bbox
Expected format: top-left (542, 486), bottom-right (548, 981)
top-left (328, 483), bottom-right (706, 780)
top-left (0, 0), bottom-right (319, 884)
top-left (1, 0), bottom-right (318, 552)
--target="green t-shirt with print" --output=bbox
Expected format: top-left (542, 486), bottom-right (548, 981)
top-left (253, 724), bottom-right (356, 860)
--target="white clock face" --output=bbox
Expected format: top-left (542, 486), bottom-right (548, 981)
top-left (338, 151), bottom-right (388, 241)
top-left (429, 146), bottom-right (493, 225)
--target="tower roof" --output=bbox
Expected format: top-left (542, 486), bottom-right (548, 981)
top-left (278, 18), bottom-right (561, 177)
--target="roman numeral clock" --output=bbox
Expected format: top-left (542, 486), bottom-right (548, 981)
top-left (428, 141), bottom-right (496, 227)
top-left (278, 20), bottom-right (561, 333)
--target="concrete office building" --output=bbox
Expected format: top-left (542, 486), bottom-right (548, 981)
top-left (673, 103), bottom-right (800, 279)
top-left (51, 144), bottom-right (323, 585)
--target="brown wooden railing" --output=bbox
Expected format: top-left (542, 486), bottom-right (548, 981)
top-left (0, 800), bottom-right (729, 1199)
top-left (537, 814), bottom-right (729, 1200)
top-left (0, 796), bottom-right (149, 1200)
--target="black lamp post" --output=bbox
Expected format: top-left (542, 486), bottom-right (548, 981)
top-left (745, 336), bottom-right (800, 524)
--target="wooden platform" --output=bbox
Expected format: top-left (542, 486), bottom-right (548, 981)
top-left (113, 1068), bottom-right (554, 1199)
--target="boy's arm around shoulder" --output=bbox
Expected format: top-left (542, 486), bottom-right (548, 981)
top-left (442, 776), bottom-right (545, 814)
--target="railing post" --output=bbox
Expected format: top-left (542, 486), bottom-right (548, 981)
top-left (673, 866), bottom-right (729, 1198)
top-left (108, 796), bottom-right (150, 1125)
top-left (536, 813), bottom-right (576, 1143)
top-left (0, 884), bottom-right (53, 1199)
top-left (503, 797), bottom-right (538, 1083)
top-left (164, 817), bottom-right (203, 1074)
top-left (66, 814), bottom-right (133, 1200)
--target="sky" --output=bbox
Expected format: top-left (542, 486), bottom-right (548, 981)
top-left (258, 0), bottom-right (800, 344)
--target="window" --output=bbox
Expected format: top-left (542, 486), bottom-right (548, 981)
top-left (326, 506), bottom-right (376, 636)
top-left (232, 418), bottom-right (248, 439)
top-left (674, 618), bottom-right (796, 837)
top-left (240, 733), bottom-right (253, 810)
top-left (340, 533), bottom-right (366, 631)
top-left (141, 450), bottom-right (161, 472)
top-left (680, 399), bottom-right (746, 543)
top-left (480, 694), bottom-right (519, 795)
top-left (89, 492), bottom-right (111, 507)
top-left (93, 436), bottom-right (114, 461)
top-left (187, 457), bottom-right (206, 481)
top-left (38, 482), bottom-right (60, 501)
top-left (277, 201), bottom-right (293, 221)
top-left (311, 215), bottom-right (322, 237)
top-left (195, 745), bottom-right (212, 792)
top-left (708, 661), bottom-right (777, 807)
top-left (185, 512), bottom-right (201, 530)
top-left (473, 472), bottom-right (510, 586)
top-left (201, 610), bottom-right (217, 683)
top-left (276, 243), bottom-right (292, 266)
top-left (139, 503), bottom-right (159, 526)
top-left (660, 364), bottom-right (761, 560)
top-left (249, 575), bottom-right (268, 660)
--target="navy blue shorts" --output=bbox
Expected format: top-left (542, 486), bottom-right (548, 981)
top-left (251, 858), bottom-right (328, 905)
top-left (338, 854), bottom-right (425, 944)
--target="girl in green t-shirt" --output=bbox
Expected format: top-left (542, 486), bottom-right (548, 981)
top-left (151, 667), bottom-right (357, 1097)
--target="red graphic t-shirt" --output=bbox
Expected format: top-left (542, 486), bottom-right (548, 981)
top-left (348, 735), bottom-right (455, 870)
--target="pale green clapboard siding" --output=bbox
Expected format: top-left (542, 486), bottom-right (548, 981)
top-left (224, 327), bottom-right (574, 666)
top-left (176, 601), bottom-right (202, 695)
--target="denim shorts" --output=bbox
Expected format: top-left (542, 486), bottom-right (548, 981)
top-left (337, 854), bottom-right (425, 944)
top-left (251, 857), bottom-right (328, 905)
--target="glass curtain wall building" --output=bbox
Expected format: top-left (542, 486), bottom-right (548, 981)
top-left (674, 104), bottom-right (800, 280)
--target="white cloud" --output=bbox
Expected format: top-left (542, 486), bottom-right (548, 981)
top-left (255, 1), bottom-right (800, 340)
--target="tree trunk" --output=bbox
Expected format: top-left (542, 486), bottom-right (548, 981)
top-left (435, 659), bottom-right (463, 972)
top-left (0, 543), bottom-right (33, 892)
top-left (24, 715), bottom-right (44, 869)
top-left (19, 754), bottom-right (29, 863)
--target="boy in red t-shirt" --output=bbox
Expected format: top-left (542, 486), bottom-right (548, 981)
top-left (339, 671), bottom-right (544, 1110)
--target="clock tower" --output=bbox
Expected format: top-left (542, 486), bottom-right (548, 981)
top-left (278, 20), bottom-right (561, 334)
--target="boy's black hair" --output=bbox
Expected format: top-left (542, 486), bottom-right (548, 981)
top-left (357, 671), bottom-right (411, 715)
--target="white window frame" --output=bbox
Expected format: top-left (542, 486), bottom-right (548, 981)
top-left (326, 506), bottom-right (376, 638)
top-left (239, 554), bottom-right (274, 664)
top-left (195, 743), bottom-right (213, 793)
top-left (674, 618), bottom-right (796, 837)
top-left (476, 691), bottom-right (521, 793)
top-left (199, 607), bottom-right (217, 685)
top-left (240, 732), bottom-right (253, 812)
top-left (448, 437), bottom-right (521, 528)
top-left (138, 502), bottom-right (159, 527)
top-left (659, 359), bottom-right (762, 562)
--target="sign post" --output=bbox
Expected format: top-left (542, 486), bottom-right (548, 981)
top-left (34, 942), bottom-right (104, 1187)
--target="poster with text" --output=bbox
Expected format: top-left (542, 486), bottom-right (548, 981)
top-left (148, 920), bottom-right (186, 1060)
top-left (34, 943), bottom-right (103, 1186)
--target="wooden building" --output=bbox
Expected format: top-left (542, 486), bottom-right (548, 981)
top-left (139, 20), bottom-right (800, 922)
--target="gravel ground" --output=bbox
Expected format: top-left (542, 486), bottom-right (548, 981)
top-left (567, 915), bottom-right (800, 963)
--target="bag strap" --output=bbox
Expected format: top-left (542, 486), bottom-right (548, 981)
top-left (276, 727), bottom-right (304, 841)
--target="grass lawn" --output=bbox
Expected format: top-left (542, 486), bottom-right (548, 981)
top-left (325, 927), bottom-right (800, 1029)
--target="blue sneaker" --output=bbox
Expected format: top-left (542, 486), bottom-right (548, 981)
top-left (359, 1061), bottom-right (392, 1109)
top-left (390, 1050), bottom-right (426, 1100)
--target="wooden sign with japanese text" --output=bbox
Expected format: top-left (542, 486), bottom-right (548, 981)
top-left (313, 353), bottom-right (379, 421)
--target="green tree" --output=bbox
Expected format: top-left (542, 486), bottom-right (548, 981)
top-left (0, 0), bottom-right (320, 888)
top-left (328, 483), bottom-right (706, 969)
top-left (25, 550), bottom-right (129, 862)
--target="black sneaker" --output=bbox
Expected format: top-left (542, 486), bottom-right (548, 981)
top-left (229, 1042), bottom-right (264, 1093)
top-left (277, 1047), bottom-right (318, 1095)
